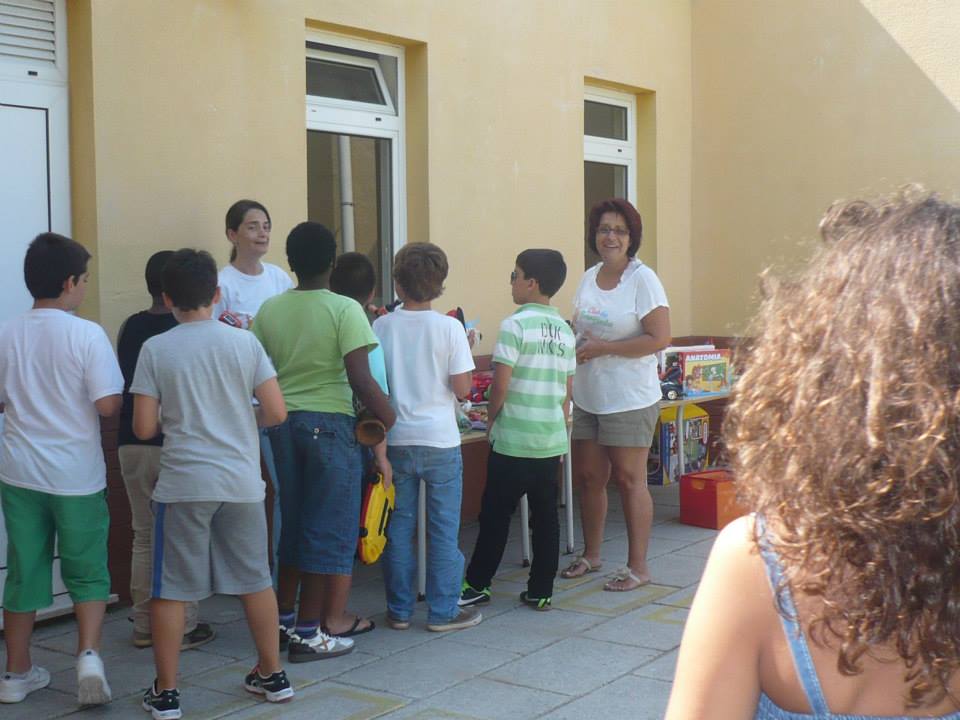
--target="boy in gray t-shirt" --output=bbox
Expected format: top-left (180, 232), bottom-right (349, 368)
top-left (130, 249), bottom-right (294, 717)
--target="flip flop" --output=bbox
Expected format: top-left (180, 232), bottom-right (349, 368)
top-left (560, 555), bottom-right (602, 579)
top-left (324, 616), bottom-right (376, 638)
top-left (603, 568), bottom-right (650, 592)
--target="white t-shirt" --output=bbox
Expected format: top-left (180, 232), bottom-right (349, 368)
top-left (373, 308), bottom-right (475, 448)
top-left (572, 260), bottom-right (669, 414)
top-left (213, 262), bottom-right (294, 329)
top-left (0, 309), bottom-right (124, 495)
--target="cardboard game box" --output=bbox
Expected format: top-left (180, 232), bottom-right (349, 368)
top-left (679, 349), bottom-right (730, 397)
top-left (648, 404), bottom-right (710, 485)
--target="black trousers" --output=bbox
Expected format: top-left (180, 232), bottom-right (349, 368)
top-left (465, 449), bottom-right (561, 598)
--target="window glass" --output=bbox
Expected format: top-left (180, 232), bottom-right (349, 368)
top-left (306, 58), bottom-right (385, 105)
top-left (584, 100), bottom-right (627, 140)
top-left (584, 161), bottom-right (628, 268)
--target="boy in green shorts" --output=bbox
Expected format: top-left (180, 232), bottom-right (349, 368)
top-left (0, 233), bottom-right (124, 707)
top-left (460, 249), bottom-right (576, 610)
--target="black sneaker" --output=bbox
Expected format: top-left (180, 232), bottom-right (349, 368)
top-left (181, 623), bottom-right (216, 650)
top-left (458, 581), bottom-right (491, 607)
top-left (142, 682), bottom-right (181, 720)
top-left (243, 666), bottom-right (294, 703)
top-left (279, 623), bottom-right (296, 652)
top-left (520, 591), bottom-right (552, 611)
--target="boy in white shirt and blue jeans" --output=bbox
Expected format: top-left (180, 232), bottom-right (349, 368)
top-left (373, 243), bottom-right (481, 632)
top-left (0, 233), bottom-right (123, 707)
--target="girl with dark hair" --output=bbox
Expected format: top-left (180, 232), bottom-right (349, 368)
top-left (667, 190), bottom-right (960, 718)
top-left (561, 198), bottom-right (671, 591)
top-left (213, 199), bottom-right (293, 329)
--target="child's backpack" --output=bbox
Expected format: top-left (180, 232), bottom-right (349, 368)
top-left (357, 473), bottom-right (395, 564)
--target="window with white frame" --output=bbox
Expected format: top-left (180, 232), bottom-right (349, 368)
top-left (583, 88), bottom-right (636, 268)
top-left (305, 35), bottom-right (405, 306)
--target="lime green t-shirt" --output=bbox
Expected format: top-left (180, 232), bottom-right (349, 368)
top-left (253, 289), bottom-right (377, 415)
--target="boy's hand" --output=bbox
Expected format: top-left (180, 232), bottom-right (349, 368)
top-left (376, 455), bottom-right (393, 490)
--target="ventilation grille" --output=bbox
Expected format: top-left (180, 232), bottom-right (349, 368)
top-left (0, 0), bottom-right (56, 66)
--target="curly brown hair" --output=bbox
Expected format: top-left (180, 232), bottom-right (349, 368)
top-left (725, 188), bottom-right (960, 708)
top-left (393, 242), bottom-right (448, 302)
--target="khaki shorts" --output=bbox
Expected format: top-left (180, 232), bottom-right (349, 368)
top-left (571, 403), bottom-right (659, 448)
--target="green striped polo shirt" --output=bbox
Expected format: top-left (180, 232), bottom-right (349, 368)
top-left (488, 304), bottom-right (577, 458)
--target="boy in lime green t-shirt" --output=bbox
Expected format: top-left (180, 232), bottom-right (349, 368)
top-left (460, 249), bottom-right (576, 610)
top-left (253, 222), bottom-right (395, 662)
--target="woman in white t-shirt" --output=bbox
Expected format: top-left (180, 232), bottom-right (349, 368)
top-left (213, 199), bottom-right (294, 329)
top-left (561, 198), bottom-right (671, 591)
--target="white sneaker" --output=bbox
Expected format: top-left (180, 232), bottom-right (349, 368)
top-left (0, 665), bottom-right (50, 703)
top-left (76, 650), bottom-right (112, 705)
top-left (287, 630), bottom-right (354, 663)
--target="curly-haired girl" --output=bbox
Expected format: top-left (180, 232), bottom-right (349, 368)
top-left (667, 190), bottom-right (960, 718)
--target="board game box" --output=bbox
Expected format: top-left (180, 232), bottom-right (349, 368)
top-left (679, 349), bottom-right (730, 396)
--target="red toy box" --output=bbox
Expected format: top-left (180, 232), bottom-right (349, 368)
top-left (679, 469), bottom-right (746, 530)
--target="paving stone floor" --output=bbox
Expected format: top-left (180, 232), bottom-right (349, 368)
top-left (2, 483), bottom-right (716, 719)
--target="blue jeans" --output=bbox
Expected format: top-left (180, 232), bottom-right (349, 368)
top-left (268, 412), bottom-right (362, 576)
top-left (383, 445), bottom-right (464, 625)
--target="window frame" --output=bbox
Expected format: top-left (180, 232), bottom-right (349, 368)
top-left (305, 47), bottom-right (396, 116)
top-left (583, 87), bottom-right (637, 207)
top-left (304, 31), bottom-right (406, 299)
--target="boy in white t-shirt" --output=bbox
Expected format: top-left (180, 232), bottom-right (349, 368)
top-left (372, 243), bottom-right (481, 632)
top-left (0, 233), bottom-right (123, 707)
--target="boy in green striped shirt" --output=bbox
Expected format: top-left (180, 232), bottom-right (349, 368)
top-left (460, 250), bottom-right (576, 610)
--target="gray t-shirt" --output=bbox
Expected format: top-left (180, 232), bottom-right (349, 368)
top-left (130, 319), bottom-right (276, 503)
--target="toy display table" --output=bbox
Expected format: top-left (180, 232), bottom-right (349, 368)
top-left (657, 391), bottom-right (731, 483)
top-left (414, 392), bottom-right (730, 599)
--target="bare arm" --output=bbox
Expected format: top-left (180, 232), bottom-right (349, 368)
top-left (345, 347), bottom-right (397, 430)
top-left (450, 371), bottom-right (472, 401)
top-left (665, 516), bottom-right (767, 720)
top-left (94, 394), bottom-right (123, 418)
top-left (372, 439), bottom-right (392, 489)
top-left (253, 377), bottom-right (287, 428)
top-left (486, 362), bottom-right (513, 436)
top-left (563, 375), bottom-right (573, 425)
top-left (577, 306), bottom-right (671, 363)
top-left (132, 394), bottom-right (160, 440)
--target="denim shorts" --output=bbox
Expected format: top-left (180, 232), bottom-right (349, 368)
top-left (268, 411), bottom-right (362, 575)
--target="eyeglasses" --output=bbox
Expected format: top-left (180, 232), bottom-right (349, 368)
top-left (510, 271), bottom-right (519, 282)
top-left (597, 225), bottom-right (629, 237)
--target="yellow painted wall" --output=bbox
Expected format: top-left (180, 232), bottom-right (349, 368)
top-left (691, 0), bottom-right (960, 335)
top-left (68, 0), bottom-right (693, 348)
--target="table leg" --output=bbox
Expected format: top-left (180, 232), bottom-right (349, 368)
top-left (519, 495), bottom-right (530, 567)
top-left (564, 433), bottom-right (574, 554)
top-left (674, 403), bottom-right (686, 483)
top-left (417, 478), bottom-right (426, 601)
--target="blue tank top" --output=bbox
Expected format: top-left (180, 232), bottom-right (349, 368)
top-left (755, 520), bottom-right (960, 720)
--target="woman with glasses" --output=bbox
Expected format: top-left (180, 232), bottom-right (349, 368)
top-left (561, 198), bottom-right (671, 591)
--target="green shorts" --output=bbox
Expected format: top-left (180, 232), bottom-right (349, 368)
top-left (1, 483), bottom-right (110, 612)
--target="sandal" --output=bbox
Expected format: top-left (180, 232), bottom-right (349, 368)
top-left (560, 555), bottom-right (602, 579)
top-left (603, 568), bottom-right (650, 592)
top-left (323, 616), bottom-right (375, 638)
